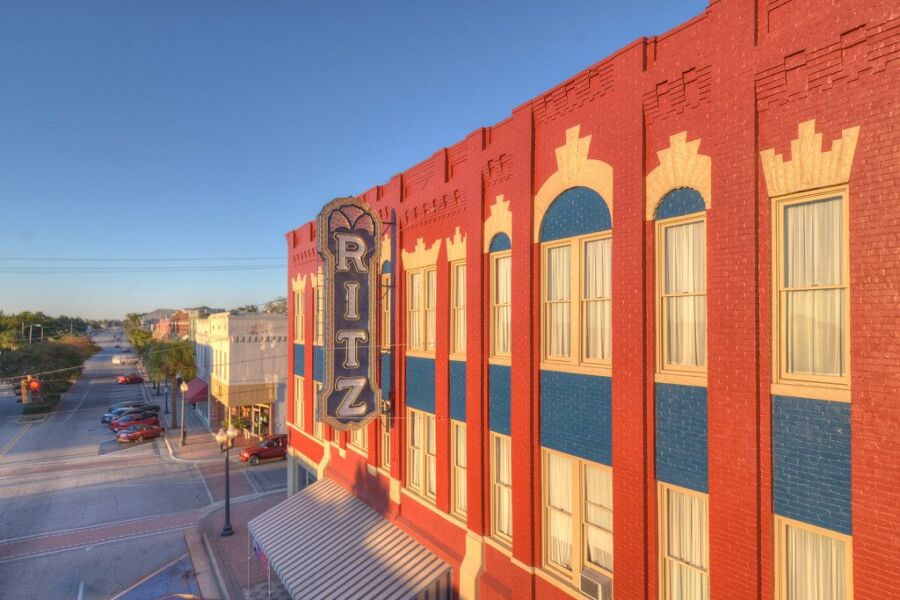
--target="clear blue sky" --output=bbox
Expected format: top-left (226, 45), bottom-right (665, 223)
top-left (0, 1), bottom-right (707, 320)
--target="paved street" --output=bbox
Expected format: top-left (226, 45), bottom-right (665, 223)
top-left (0, 331), bottom-right (286, 599)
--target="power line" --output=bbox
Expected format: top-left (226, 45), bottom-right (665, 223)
top-left (0, 256), bottom-right (286, 262)
top-left (0, 265), bottom-right (285, 274)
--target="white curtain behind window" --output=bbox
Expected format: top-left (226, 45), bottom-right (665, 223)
top-left (494, 256), bottom-right (512, 355)
top-left (666, 488), bottom-right (709, 600)
top-left (584, 239), bottom-right (612, 360)
top-left (409, 272), bottom-right (422, 350)
top-left (426, 414), bottom-right (436, 496)
top-left (495, 436), bottom-right (512, 536)
top-left (784, 198), bottom-right (844, 377)
top-left (785, 523), bottom-right (846, 600)
top-left (547, 454), bottom-right (573, 569)
top-left (408, 412), bottom-right (421, 489)
top-left (454, 424), bottom-right (467, 513)
top-left (453, 264), bottom-right (467, 354)
top-left (664, 221), bottom-right (706, 367)
top-left (426, 270), bottom-right (437, 351)
top-left (547, 246), bottom-right (571, 357)
top-left (584, 465), bottom-right (614, 571)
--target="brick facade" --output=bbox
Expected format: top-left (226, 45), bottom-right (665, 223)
top-left (285, 1), bottom-right (900, 598)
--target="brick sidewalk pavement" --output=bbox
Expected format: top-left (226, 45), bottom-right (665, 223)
top-left (200, 492), bottom-right (290, 600)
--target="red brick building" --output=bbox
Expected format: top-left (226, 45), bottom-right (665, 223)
top-left (265, 1), bottom-right (900, 598)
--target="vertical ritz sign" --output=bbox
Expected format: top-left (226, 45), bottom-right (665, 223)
top-left (317, 197), bottom-right (382, 430)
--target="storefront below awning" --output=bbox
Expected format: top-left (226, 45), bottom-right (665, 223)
top-left (249, 478), bottom-right (452, 599)
top-left (184, 378), bottom-right (208, 403)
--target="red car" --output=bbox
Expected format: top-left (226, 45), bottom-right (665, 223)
top-left (239, 434), bottom-right (288, 466)
top-left (117, 374), bottom-right (143, 384)
top-left (117, 423), bottom-right (164, 443)
top-left (110, 413), bottom-right (159, 432)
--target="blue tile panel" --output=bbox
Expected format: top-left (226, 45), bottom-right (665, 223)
top-left (380, 352), bottom-right (391, 400)
top-left (313, 346), bottom-right (325, 382)
top-left (449, 360), bottom-right (467, 422)
top-left (489, 364), bottom-right (511, 435)
top-left (540, 370), bottom-right (612, 465)
top-left (406, 356), bottom-right (435, 413)
top-left (655, 187), bottom-right (706, 220)
top-left (489, 233), bottom-right (511, 253)
top-left (655, 383), bottom-right (708, 493)
top-left (293, 344), bottom-right (305, 377)
top-left (773, 396), bottom-right (852, 535)
top-left (539, 186), bottom-right (611, 242)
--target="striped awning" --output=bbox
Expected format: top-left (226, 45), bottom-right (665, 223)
top-left (248, 478), bottom-right (452, 599)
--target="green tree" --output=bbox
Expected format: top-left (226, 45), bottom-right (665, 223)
top-left (154, 340), bottom-right (196, 427)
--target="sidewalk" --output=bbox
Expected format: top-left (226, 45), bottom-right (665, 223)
top-left (199, 492), bottom-right (290, 600)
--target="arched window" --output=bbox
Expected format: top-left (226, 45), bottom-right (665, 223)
top-left (654, 187), bottom-right (707, 381)
top-left (489, 233), bottom-right (512, 360)
top-left (539, 187), bottom-right (612, 370)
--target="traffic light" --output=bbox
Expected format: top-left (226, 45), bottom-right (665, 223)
top-left (20, 377), bottom-right (42, 404)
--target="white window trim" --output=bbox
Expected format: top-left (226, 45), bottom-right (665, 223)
top-left (406, 268), bottom-right (436, 358)
top-left (655, 212), bottom-right (708, 387)
top-left (450, 260), bottom-right (467, 359)
top-left (774, 515), bottom-right (853, 600)
top-left (490, 432), bottom-right (513, 544)
top-left (490, 252), bottom-right (512, 364)
top-left (379, 414), bottom-right (391, 473)
top-left (294, 289), bottom-right (305, 343)
top-left (406, 408), bottom-right (436, 503)
top-left (540, 232), bottom-right (612, 375)
top-left (658, 482), bottom-right (709, 600)
top-left (771, 185), bottom-right (851, 402)
top-left (349, 426), bottom-right (368, 455)
top-left (541, 448), bottom-right (614, 588)
top-left (451, 420), bottom-right (467, 520)
top-left (293, 375), bottom-right (305, 430)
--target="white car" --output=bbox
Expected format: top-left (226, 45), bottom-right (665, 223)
top-left (112, 355), bottom-right (123, 365)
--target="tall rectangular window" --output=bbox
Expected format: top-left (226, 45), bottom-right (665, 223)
top-left (660, 484), bottom-right (709, 600)
top-left (294, 290), bottom-right (305, 343)
top-left (407, 271), bottom-right (423, 351)
top-left (492, 254), bottom-right (512, 358)
top-left (775, 517), bottom-right (851, 600)
top-left (451, 421), bottom-right (467, 518)
top-left (775, 194), bottom-right (849, 395)
top-left (315, 270), bottom-right (325, 346)
top-left (451, 262), bottom-right (467, 356)
top-left (542, 233), bottom-right (612, 370)
top-left (542, 450), bottom-right (613, 586)
top-left (314, 382), bottom-right (324, 439)
top-left (293, 375), bottom-right (304, 430)
top-left (491, 433), bottom-right (512, 541)
top-left (545, 245), bottom-right (571, 359)
top-left (380, 415), bottom-right (391, 470)
top-left (425, 269), bottom-right (437, 351)
top-left (583, 238), bottom-right (612, 361)
top-left (350, 426), bottom-right (367, 452)
top-left (407, 409), bottom-right (436, 502)
top-left (658, 216), bottom-right (706, 378)
top-left (381, 274), bottom-right (391, 350)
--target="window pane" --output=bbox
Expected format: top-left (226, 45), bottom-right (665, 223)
top-left (785, 523), bottom-right (847, 600)
top-left (546, 453), bottom-right (573, 569)
top-left (666, 296), bottom-right (707, 367)
top-left (494, 436), bottom-right (512, 537)
top-left (546, 246), bottom-right (571, 357)
top-left (494, 256), bottom-right (511, 355)
top-left (584, 465), bottom-right (613, 571)
top-left (666, 489), bottom-right (708, 569)
top-left (785, 289), bottom-right (844, 376)
top-left (669, 562), bottom-right (710, 600)
top-left (784, 198), bottom-right (842, 288)
top-left (664, 221), bottom-right (705, 295)
top-left (584, 239), bottom-right (612, 360)
top-left (455, 424), bottom-right (467, 468)
top-left (426, 270), bottom-right (437, 350)
top-left (453, 264), bottom-right (466, 354)
top-left (408, 272), bottom-right (421, 349)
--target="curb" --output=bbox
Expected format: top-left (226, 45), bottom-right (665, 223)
top-left (203, 532), bottom-right (232, 600)
top-left (185, 528), bottom-right (223, 600)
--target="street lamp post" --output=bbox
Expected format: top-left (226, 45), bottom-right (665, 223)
top-left (179, 379), bottom-right (188, 446)
top-left (214, 425), bottom-right (238, 537)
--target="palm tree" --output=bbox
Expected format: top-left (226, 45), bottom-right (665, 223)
top-left (141, 341), bottom-right (164, 395)
top-left (155, 340), bottom-right (196, 427)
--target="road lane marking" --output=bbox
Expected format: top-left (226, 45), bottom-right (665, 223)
top-left (77, 581), bottom-right (84, 600)
top-left (194, 463), bottom-right (215, 505)
top-left (66, 382), bottom-right (93, 422)
top-left (0, 424), bottom-right (31, 457)
top-left (109, 553), bottom-right (189, 600)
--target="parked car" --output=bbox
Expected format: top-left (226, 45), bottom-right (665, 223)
top-left (117, 374), bottom-right (143, 384)
top-left (101, 405), bottom-right (159, 423)
top-left (122, 348), bottom-right (132, 353)
top-left (239, 434), bottom-right (288, 466)
top-left (107, 399), bottom-right (151, 411)
top-left (110, 413), bottom-right (159, 432)
top-left (117, 423), bottom-right (164, 443)
top-left (114, 344), bottom-right (120, 348)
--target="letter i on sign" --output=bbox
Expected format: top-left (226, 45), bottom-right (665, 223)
top-left (316, 198), bottom-right (382, 430)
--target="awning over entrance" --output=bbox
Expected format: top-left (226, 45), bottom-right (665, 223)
top-left (184, 378), bottom-right (208, 402)
top-left (249, 478), bottom-right (452, 599)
